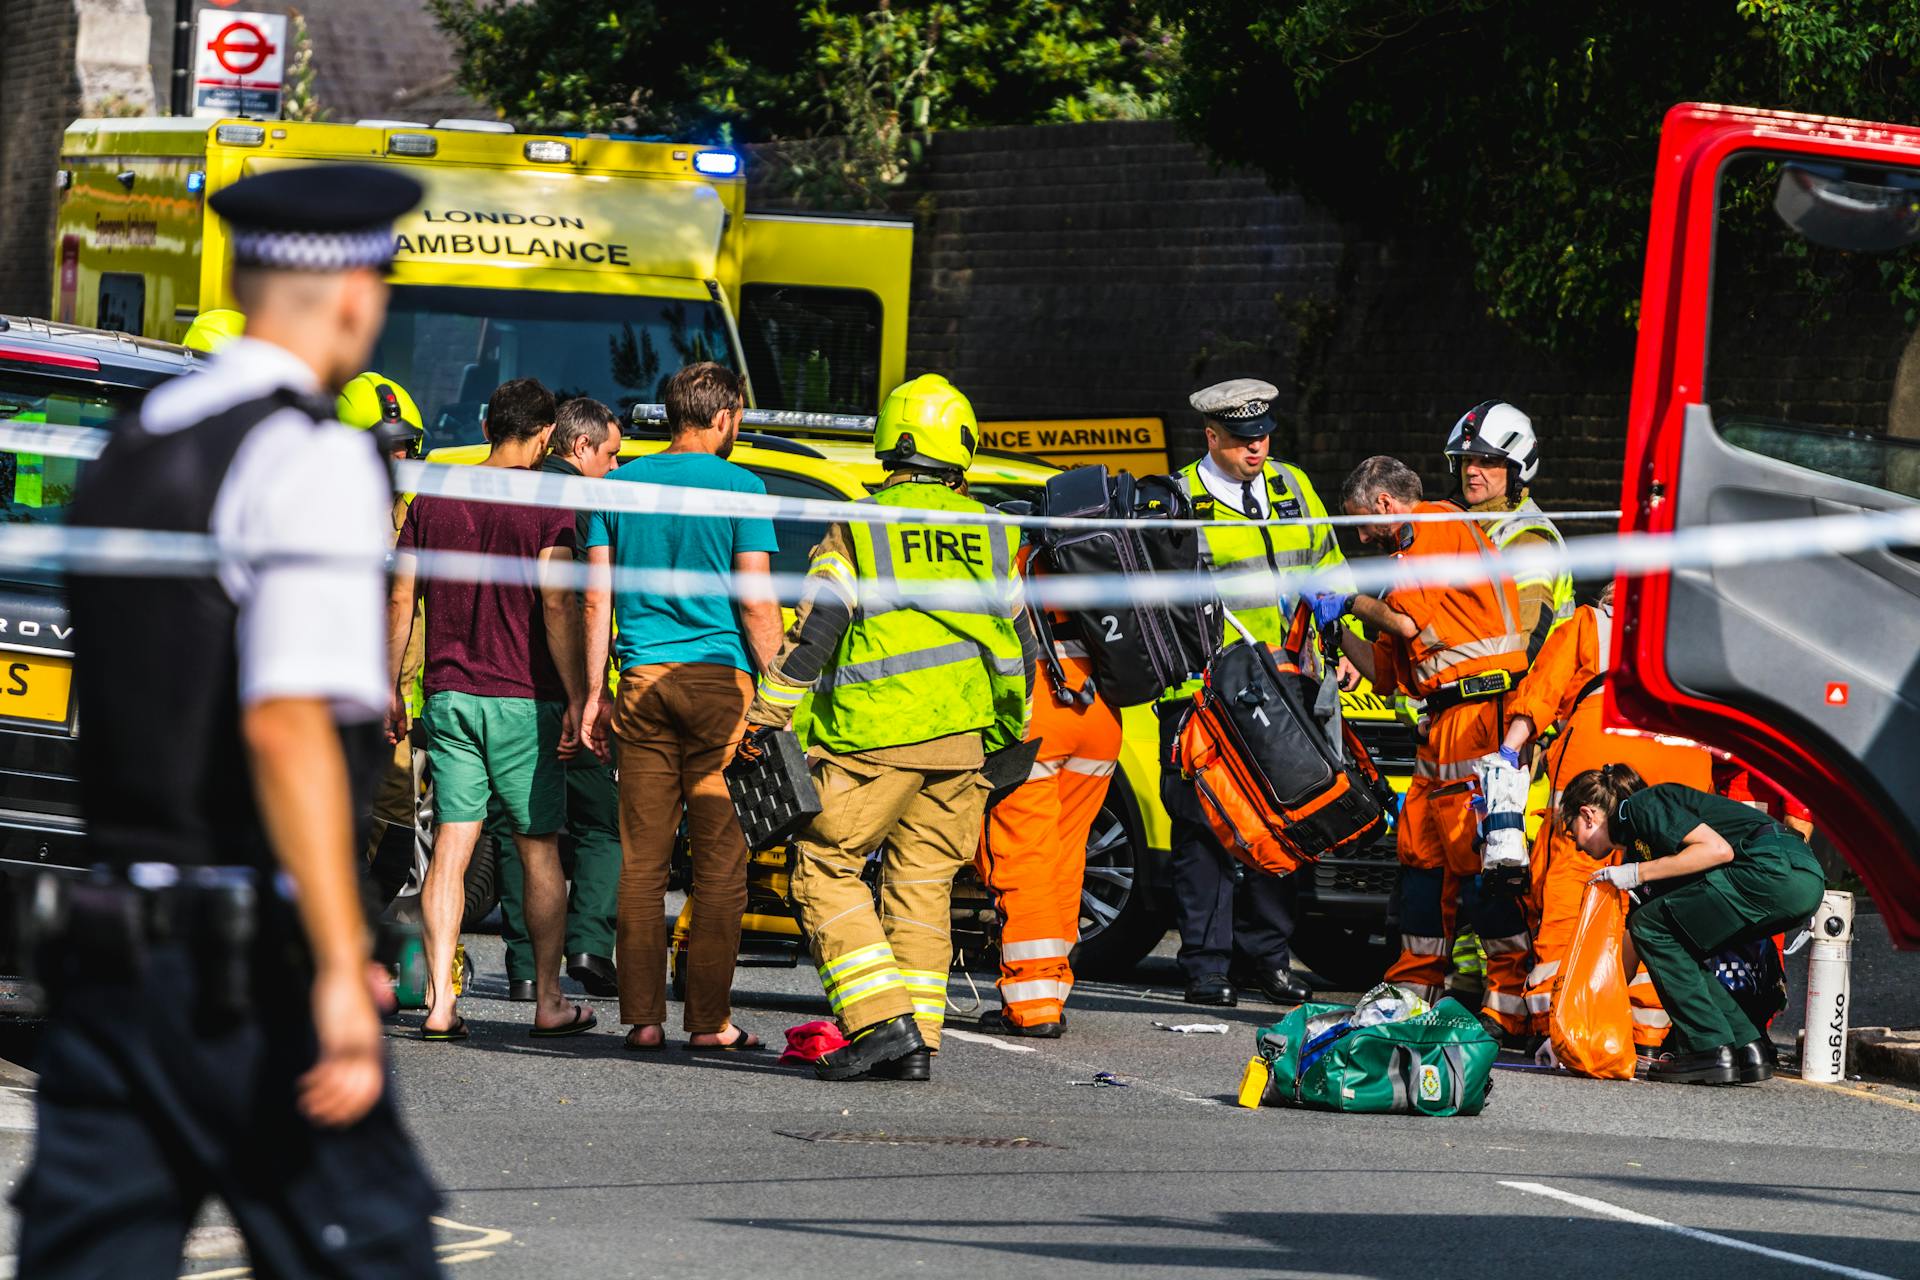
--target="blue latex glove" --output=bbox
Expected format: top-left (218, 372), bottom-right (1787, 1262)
top-left (1311, 592), bottom-right (1354, 631)
top-left (1498, 744), bottom-right (1523, 770)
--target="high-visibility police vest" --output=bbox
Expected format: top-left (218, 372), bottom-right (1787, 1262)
top-left (1482, 495), bottom-right (1574, 631)
top-left (1178, 459), bottom-right (1344, 648)
top-left (807, 478), bottom-right (1027, 756)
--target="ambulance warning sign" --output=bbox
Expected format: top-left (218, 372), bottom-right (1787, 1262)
top-left (977, 418), bottom-right (1169, 476)
top-left (193, 11), bottom-right (287, 120)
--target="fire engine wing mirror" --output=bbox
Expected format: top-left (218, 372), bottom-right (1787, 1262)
top-left (1773, 161), bottom-right (1920, 253)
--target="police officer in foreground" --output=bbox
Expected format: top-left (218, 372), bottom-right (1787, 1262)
top-left (742, 374), bottom-right (1037, 1081)
top-left (15, 166), bottom-right (442, 1276)
top-left (1159, 379), bottom-right (1351, 1007)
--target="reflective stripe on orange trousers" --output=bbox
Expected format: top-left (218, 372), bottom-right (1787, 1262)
top-left (977, 653), bottom-right (1121, 1028)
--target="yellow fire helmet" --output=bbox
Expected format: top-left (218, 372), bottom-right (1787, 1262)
top-left (179, 308), bottom-right (246, 354)
top-left (873, 373), bottom-right (978, 471)
top-left (336, 371), bottom-right (424, 456)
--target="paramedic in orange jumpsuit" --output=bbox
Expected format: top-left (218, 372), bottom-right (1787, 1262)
top-left (1333, 456), bottom-right (1533, 1044)
top-left (1500, 585), bottom-right (1712, 1051)
top-left (976, 555), bottom-right (1122, 1037)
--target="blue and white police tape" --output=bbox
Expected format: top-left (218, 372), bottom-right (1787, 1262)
top-left (2, 497), bottom-right (1917, 615)
top-left (0, 419), bottom-right (1621, 533)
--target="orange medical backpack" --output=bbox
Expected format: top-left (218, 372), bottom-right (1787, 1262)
top-left (1173, 607), bottom-right (1393, 876)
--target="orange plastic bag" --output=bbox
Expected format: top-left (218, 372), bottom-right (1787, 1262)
top-left (1548, 882), bottom-right (1637, 1079)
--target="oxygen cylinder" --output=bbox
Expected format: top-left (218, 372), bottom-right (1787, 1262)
top-left (1801, 890), bottom-right (1854, 1084)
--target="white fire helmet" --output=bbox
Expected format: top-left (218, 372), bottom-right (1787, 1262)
top-left (1445, 400), bottom-right (1539, 485)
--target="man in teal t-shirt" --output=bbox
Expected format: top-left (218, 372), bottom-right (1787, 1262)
top-left (581, 362), bottom-right (782, 1054)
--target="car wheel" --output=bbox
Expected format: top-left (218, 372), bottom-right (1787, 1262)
top-left (1290, 916), bottom-right (1397, 992)
top-left (1075, 787), bottom-right (1172, 978)
top-left (462, 835), bottom-right (501, 932)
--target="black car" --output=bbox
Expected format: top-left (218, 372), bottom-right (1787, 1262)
top-left (0, 317), bottom-right (199, 1015)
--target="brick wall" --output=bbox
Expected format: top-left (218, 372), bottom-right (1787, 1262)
top-left (889, 120), bottom-right (1640, 509)
top-left (0, 1), bottom-right (82, 318)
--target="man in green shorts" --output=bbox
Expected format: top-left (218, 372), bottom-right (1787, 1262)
top-left (1562, 765), bottom-right (1826, 1085)
top-left (493, 396), bottom-right (627, 1000)
top-left (389, 377), bottom-right (596, 1041)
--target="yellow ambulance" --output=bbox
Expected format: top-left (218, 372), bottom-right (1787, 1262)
top-left (51, 116), bottom-right (910, 451)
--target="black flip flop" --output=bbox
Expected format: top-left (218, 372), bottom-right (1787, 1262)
top-left (422, 1016), bottom-right (469, 1042)
top-left (624, 1028), bottom-right (667, 1053)
top-left (529, 1006), bottom-right (598, 1039)
top-left (685, 1025), bottom-right (762, 1052)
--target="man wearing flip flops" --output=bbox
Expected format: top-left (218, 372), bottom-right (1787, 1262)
top-left (389, 377), bottom-right (598, 1044)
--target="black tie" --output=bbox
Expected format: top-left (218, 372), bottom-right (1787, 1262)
top-left (1241, 480), bottom-right (1263, 519)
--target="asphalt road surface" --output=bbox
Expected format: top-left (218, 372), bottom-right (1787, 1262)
top-left (4, 920), bottom-right (1918, 1280)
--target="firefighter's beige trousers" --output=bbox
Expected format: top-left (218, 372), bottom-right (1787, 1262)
top-left (791, 754), bottom-right (988, 1051)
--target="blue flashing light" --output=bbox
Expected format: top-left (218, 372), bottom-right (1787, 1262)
top-left (692, 150), bottom-right (741, 177)
top-left (186, 170), bottom-right (206, 195)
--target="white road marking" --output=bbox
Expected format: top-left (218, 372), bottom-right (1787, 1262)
top-left (1500, 1180), bottom-right (1898, 1280)
top-left (943, 1029), bottom-right (1037, 1053)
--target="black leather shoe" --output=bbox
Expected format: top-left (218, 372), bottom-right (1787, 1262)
top-left (1735, 1038), bottom-right (1776, 1083)
top-left (507, 979), bottom-right (536, 1003)
top-left (1647, 1044), bottom-right (1738, 1085)
top-left (863, 1048), bottom-right (931, 1081)
top-left (978, 1009), bottom-right (1063, 1039)
top-left (814, 1014), bottom-right (927, 1081)
top-left (566, 953), bottom-right (619, 997)
top-left (1231, 965), bottom-right (1314, 1006)
top-left (1184, 975), bottom-right (1237, 1007)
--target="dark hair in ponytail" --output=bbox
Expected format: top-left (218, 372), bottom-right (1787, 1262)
top-left (1558, 763), bottom-right (1648, 844)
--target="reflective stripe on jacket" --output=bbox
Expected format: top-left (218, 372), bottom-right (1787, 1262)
top-left (805, 478), bottom-right (1028, 756)
top-left (1483, 495), bottom-right (1574, 627)
top-left (1178, 459), bottom-right (1345, 648)
top-left (1375, 501), bottom-right (1529, 699)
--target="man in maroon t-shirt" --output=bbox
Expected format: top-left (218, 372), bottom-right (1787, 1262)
top-left (388, 377), bottom-right (594, 1041)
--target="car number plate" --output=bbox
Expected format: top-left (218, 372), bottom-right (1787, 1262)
top-left (0, 652), bottom-right (73, 724)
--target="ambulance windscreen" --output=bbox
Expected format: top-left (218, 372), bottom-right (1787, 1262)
top-left (370, 285), bottom-right (740, 454)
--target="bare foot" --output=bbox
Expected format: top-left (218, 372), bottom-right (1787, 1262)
top-left (688, 1023), bottom-right (761, 1050)
top-left (533, 1000), bottom-right (593, 1033)
top-left (625, 1024), bottom-right (665, 1050)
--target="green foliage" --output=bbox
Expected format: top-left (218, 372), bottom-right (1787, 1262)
top-left (1156, 0), bottom-right (1920, 352)
top-left (429, 2), bottom-right (1180, 205)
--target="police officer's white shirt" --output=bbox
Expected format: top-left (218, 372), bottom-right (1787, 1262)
top-left (138, 338), bottom-right (389, 719)
top-left (1196, 452), bottom-right (1261, 516)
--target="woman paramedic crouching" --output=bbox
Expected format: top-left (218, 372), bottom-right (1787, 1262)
top-left (1558, 765), bottom-right (1826, 1085)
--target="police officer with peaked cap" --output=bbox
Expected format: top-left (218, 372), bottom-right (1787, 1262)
top-left (1157, 378), bottom-right (1356, 1008)
top-left (14, 164), bottom-right (444, 1277)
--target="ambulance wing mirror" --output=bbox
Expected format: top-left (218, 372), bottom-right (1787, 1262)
top-left (1773, 161), bottom-right (1920, 254)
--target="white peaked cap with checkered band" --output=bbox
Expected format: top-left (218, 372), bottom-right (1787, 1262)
top-left (1189, 378), bottom-right (1280, 439)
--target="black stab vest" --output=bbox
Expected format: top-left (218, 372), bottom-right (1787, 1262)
top-left (68, 388), bottom-right (388, 871)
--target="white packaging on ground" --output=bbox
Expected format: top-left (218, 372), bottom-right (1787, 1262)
top-left (1350, 983), bottom-right (1431, 1027)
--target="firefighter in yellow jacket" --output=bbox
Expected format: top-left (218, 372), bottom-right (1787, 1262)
top-left (743, 375), bottom-right (1037, 1082)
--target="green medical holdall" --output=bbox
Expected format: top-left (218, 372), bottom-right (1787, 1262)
top-left (1247, 997), bottom-right (1498, 1116)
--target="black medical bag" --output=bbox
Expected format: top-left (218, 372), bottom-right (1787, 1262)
top-left (1030, 465), bottom-right (1221, 707)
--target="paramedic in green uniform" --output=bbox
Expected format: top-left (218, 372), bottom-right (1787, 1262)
top-left (1560, 764), bottom-right (1826, 1085)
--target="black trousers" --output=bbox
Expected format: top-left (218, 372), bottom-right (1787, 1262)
top-left (13, 941), bottom-right (441, 1279)
top-left (1159, 708), bottom-right (1298, 981)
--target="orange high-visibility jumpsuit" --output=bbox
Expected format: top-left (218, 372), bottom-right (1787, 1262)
top-left (977, 615), bottom-right (1122, 1028)
top-left (1510, 601), bottom-right (1712, 1046)
top-left (1371, 504), bottom-right (1532, 1033)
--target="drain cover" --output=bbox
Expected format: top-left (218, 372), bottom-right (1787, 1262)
top-left (775, 1130), bottom-right (1060, 1149)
